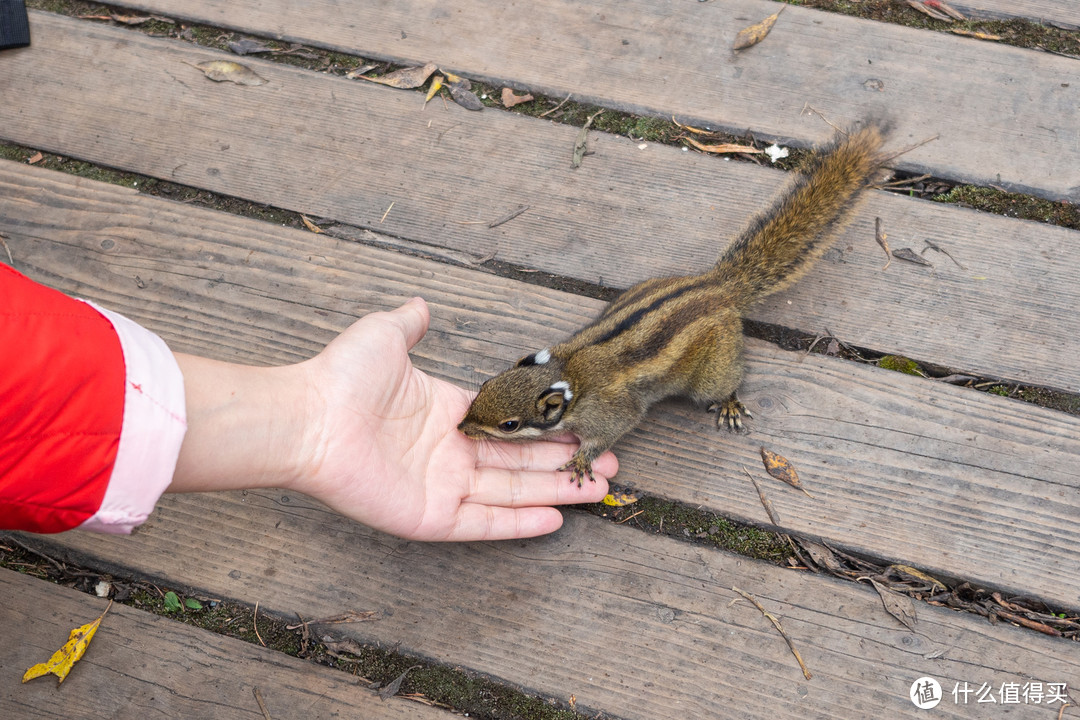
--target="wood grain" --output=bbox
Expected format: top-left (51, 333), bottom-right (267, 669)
top-left (92, 0), bottom-right (1080, 200)
top-left (0, 569), bottom-right (451, 719)
top-left (18, 509), bottom-right (1080, 720)
top-left (2, 159), bottom-right (1077, 611)
top-left (2, 16), bottom-right (1079, 392)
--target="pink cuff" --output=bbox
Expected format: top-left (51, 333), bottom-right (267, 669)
top-left (77, 303), bottom-right (187, 534)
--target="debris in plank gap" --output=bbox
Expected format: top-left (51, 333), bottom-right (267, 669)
top-left (891, 247), bottom-right (933, 267)
top-left (733, 6), bottom-right (785, 51)
top-left (760, 447), bottom-right (812, 497)
top-left (344, 63), bottom-right (378, 79)
top-left (447, 82), bottom-right (484, 111)
top-left (424, 75), bottom-right (444, 107)
top-left (27, 151), bottom-right (44, 165)
top-left (684, 136), bottom-right (761, 155)
top-left (950, 28), bottom-right (1002, 41)
top-left (361, 62), bottom-right (437, 89)
top-left (379, 665), bottom-right (422, 700)
top-left (905, 0), bottom-right (966, 22)
top-left (229, 38), bottom-right (274, 55)
top-left (731, 586), bottom-right (812, 680)
top-left (870, 578), bottom-right (918, 630)
top-left (764, 144), bottom-right (789, 163)
top-left (300, 215), bottom-right (324, 234)
top-left (501, 87), bottom-right (534, 108)
top-left (187, 60), bottom-right (268, 86)
top-left (602, 486), bottom-right (641, 507)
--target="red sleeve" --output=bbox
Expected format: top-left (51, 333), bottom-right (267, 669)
top-left (0, 265), bottom-right (125, 533)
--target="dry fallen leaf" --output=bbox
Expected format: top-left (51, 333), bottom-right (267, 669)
top-left (949, 28), bottom-right (1002, 40)
top-left (190, 60), bottom-right (267, 86)
top-left (501, 87), bottom-right (534, 108)
top-left (424, 75), bottom-right (444, 106)
top-left (733, 6), bottom-right (784, 51)
top-left (300, 215), bottom-right (324, 234)
top-left (27, 151), bottom-right (43, 164)
top-left (672, 116), bottom-right (712, 135)
top-left (685, 136), bottom-right (762, 155)
top-left (23, 602), bottom-right (112, 684)
top-left (760, 447), bottom-right (813, 497)
top-left (891, 247), bottom-right (933, 267)
top-left (870, 578), bottom-right (918, 631)
top-left (362, 62), bottom-right (437, 89)
top-left (229, 38), bottom-right (274, 55)
top-left (887, 564), bottom-right (947, 593)
top-left (448, 82), bottom-right (484, 111)
top-left (905, 0), bottom-right (965, 21)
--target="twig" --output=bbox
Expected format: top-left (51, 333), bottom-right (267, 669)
top-left (0, 232), bottom-right (12, 265)
top-left (2, 536), bottom-right (64, 571)
top-left (615, 509), bottom-right (645, 524)
top-left (254, 600), bottom-right (266, 646)
top-left (875, 217), bottom-right (891, 270)
top-left (880, 134), bottom-right (939, 165)
top-left (922, 239), bottom-right (966, 270)
top-left (801, 104), bottom-right (844, 135)
top-left (488, 204), bottom-right (529, 229)
top-left (379, 202), bottom-right (395, 223)
top-left (539, 93), bottom-right (572, 117)
top-left (253, 687), bottom-right (273, 720)
top-left (876, 173), bottom-right (932, 190)
top-left (732, 586), bottom-right (812, 680)
top-left (743, 467), bottom-right (780, 524)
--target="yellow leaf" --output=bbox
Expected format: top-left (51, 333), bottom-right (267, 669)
top-left (424, 75), bottom-right (444, 106)
top-left (23, 602), bottom-right (111, 684)
top-left (733, 7), bottom-right (784, 51)
top-left (300, 215), bottom-right (324, 234)
top-left (442, 70), bottom-right (464, 85)
top-left (602, 490), bottom-right (640, 507)
top-left (685, 136), bottom-right (762, 155)
top-left (190, 60), bottom-right (267, 86)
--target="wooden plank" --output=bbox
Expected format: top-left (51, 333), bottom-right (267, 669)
top-left (0, 569), bottom-right (452, 720)
top-left (18, 509), bottom-right (1080, 720)
top-left (2, 15), bottom-right (1080, 393)
top-left (952, 0), bottom-right (1080, 27)
top-left (92, 0), bottom-right (1080, 201)
top-left (2, 159), bottom-right (1078, 611)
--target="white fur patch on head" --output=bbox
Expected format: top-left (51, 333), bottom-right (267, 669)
top-left (534, 348), bottom-right (551, 365)
top-left (549, 380), bottom-right (573, 400)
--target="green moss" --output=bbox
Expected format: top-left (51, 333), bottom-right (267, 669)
top-left (878, 354), bottom-right (925, 376)
top-left (593, 497), bottom-right (789, 563)
top-left (933, 186), bottom-right (1080, 230)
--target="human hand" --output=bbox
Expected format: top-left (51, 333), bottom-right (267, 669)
top-left (172, 298), bottom-right (617, 541)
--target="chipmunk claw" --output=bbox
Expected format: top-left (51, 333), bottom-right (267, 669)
top-left (559, 455), bottom-right (596, 487)
top-left (709, 393), bottom-right (752, 433)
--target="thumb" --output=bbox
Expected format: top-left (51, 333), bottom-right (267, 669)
top-left (385, 297), bottom-right (430, 350)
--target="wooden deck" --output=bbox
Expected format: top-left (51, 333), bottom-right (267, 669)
top-left (1, 1), bottom-right (1078, 718)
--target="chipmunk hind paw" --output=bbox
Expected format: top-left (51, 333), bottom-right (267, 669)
top-left (708, 393), bottom-right (752, 433)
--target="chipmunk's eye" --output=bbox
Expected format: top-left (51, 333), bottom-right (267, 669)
top-left (498, 419), bottom-right (521, 433)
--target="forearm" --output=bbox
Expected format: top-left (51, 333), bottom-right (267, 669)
top-left (169, 354), bottom-right (311, 494)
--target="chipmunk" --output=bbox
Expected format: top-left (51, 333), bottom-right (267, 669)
top-left (458, 122), bottom-right (889, 485)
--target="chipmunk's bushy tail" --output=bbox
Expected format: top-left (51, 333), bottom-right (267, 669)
top-left (712, 122), bottom-right (888, 309)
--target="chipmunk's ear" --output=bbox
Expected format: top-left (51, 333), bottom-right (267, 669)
top-left (516, 348), bottom-right (551, 367)
top-left (536, 381), bottom-right (572, 424)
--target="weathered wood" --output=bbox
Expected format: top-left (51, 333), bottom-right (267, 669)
top-left (952, 0), bottom-right (1080, 27)
top-left (0, 569), bottom-right (451, 719)
top-left (19, 508), bottom-right (1080, 720)
top-left (91, 0), bottom-right (1080, 201)
top-left (2, 16), bottom-right (1079, 392)
top-left (2, 159), bottom-right (1078, 611)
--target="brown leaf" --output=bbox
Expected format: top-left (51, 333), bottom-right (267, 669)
top-left (760, 447), bottom-right (812, 497)
top-left (886, 564), bottom-right (947, 593)
top-left (362, 62), bottom-right (437, 89)
top-left (949, 28), bottom-right (1001, 40)
top-left (344, 63), bottom-right (378, 79)
top-left (501, 87), bottom-right (534, 108)
top-left (379, 665), bottom-right (422, 700)
top-left (27, 151), bottom-right (43, 165)
top-left (891, 247), bottom-right (933, 266)
top-left (685, 136), bottom-right (762, 155)
top-left (448, 83), bottom-right (484, 111)
top-left (870, 579), bottom-right (918, 630)
top-left (229, 39), bottom-right (274, 55)
top-left (798, 539), bottom-right (845, 574)
top-left (190, 60), bottom-right (268, 86)
top-left (300, 215), bottom-right (324, 234)
top-left (733, 7), bottom-right (784, 51)
top-left (110, 13), bottom-right (154, 25)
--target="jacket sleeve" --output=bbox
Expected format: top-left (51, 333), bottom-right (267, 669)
top-left (0, 265), bottom-right (187, 534)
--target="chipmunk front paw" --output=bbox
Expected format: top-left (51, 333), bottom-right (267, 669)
top-left (558, 454), bottom-right (596, 487)
top-left (708, 393), bottom-right (752, 432)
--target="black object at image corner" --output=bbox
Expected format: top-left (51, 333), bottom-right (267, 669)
top-left (0, 0), bottom-right (30, 50)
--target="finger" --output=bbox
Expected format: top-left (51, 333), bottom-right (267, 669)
top-left (386, 296), bottom-right (430, 350)
top-left (475, 439), bottom-right (620, 477)
top-left (467, 466), bottom-right (611, 508)
top-left (442, 504), bottom-right (565, 541)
